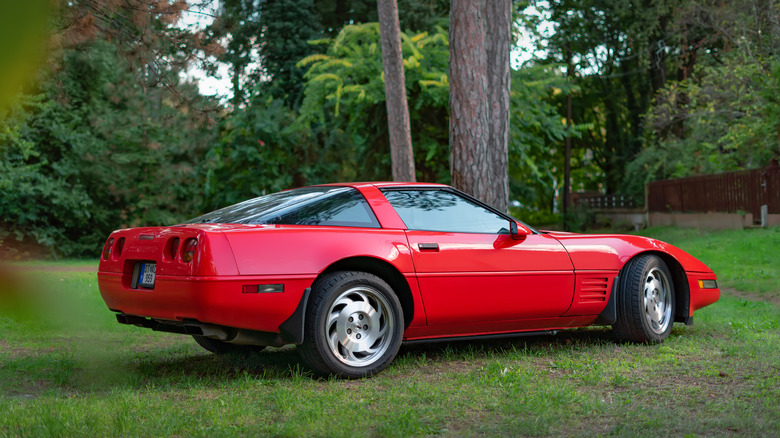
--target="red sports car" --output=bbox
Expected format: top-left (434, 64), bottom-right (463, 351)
top-left (97, 182), bottom-right (720, 377)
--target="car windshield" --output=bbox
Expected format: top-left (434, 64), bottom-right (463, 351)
top-left (184, 186), bottom-right (380, 228)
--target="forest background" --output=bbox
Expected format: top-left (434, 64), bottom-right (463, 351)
top-left (1, 0), bottom-right (779, 258)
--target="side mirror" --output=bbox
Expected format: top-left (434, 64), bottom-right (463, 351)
top-left (510, 221), bottom-right (530, 239)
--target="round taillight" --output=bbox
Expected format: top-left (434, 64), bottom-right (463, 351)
top-left (182, 238), bottom-right (197, 263)
top-left (102, 238), bottom-right (114, 260)
top-left (169, 237), bottom-right (180, 261)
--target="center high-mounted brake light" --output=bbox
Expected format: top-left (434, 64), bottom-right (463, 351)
top-left (182, 238), bottom-right (198, 263)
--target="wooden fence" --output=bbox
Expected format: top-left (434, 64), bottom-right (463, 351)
top-left (573, 193), bottom-right (637, 210)
top-left (647, 165), bottom-right (780, 217)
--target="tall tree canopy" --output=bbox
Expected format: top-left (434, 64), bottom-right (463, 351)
top-left (532, 0), bottom-right (780, 201)
top-left (5, 0), bottom-right (777, 258)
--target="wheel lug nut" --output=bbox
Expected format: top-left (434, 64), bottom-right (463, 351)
top-left (363, 325), bottom-right (368, 330)
top-left (349, 317), bottom-right (353, 322)
top-left (347, 329), bottom-right (352, 334)
top-left (356, 334), bottom-right (361, 339)
top-left (359, 315), bottom-right (363, 320)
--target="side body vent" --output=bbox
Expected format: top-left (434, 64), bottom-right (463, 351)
top-left (579, 277), bottom-right (609, 303)
top-left (562, 272), bottom-right (617, 317)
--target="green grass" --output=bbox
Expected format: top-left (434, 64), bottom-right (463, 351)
top-left (5, 259), bottom-right (98, 270)
top-left (636, 226), bottom-right (780, 295)
top-left (1, 228), bottom-right (778, 437)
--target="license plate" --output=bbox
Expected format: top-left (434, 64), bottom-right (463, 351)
top-left (137, 262), bottom-right (156, 288)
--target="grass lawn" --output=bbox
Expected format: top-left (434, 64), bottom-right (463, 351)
top-left (0, 227), bottom-right (778, 437)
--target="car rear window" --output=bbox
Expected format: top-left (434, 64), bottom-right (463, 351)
top-left (185, 187), bottom-right (380, 228)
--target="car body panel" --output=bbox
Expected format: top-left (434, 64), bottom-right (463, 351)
top-left (547, 232), bottom-right (719, 319)
top-left (405, 231), bottom-right (575, 324)
top-left (548, 232), bottom-right (713, 273)
top-left (97, 182), bottom-right (720, 346)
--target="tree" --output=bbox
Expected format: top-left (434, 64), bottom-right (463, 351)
top-left (485, 0), bottom-right (511, 212)
top-left (449, 0), bottom-right (511, 211)
top-left (1, 1), bottom-right (220, 257)
top-left (297, 23), bottom-right (450, 183)
top-left (449, 0), bottom-right (488, 203)
top-left (202, 0), bottom-right (262, 107)
top-left (537, 0), bottom-right (664, 195)
top-left (258, 0), bottom-right (321, 108)
top-left (377, 0), bottom-right (415, 181)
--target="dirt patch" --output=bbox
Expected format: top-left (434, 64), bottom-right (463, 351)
top-left (722, 287), bottom-right (780, 308)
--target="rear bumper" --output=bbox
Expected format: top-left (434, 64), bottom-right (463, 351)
top-left (97, 271), bottom-right (315, 333)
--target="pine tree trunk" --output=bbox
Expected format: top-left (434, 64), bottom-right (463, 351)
top-left (377, 0), bottom-right (416, 182)
top-left (450, 0), bottom-right (511, 211)
top-left (485, 0), bottom-right (511, 212)
top-left (449, 0), bottom-right (489, 200)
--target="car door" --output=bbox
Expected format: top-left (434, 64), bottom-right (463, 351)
top-left (381, 188), bottom-right (575, 325)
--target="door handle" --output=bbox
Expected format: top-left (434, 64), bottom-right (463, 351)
top-left (418, 243), bottom-right (439, 251)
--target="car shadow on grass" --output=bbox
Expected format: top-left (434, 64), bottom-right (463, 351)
top-left (126, 345), bottom-right (312, 383)
top-left (2, 325), bottom-right (680, 397)
top-left (104, 327), bottom-right (636, 388)
top-left (396, 326), bottom-right (618, 363)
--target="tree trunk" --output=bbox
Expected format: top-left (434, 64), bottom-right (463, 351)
top-left (377, 0), bottom-right (416, 182)
top-left (449, 0), bottom-right (511, 211)
top-left (449, 0), bottom-right (489, 203)
top-left (485, 0), bottom-right (511, 212)
top-left (563, 48), bottom-right (572, 230)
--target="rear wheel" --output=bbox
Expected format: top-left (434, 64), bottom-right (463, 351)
top-left (613, 255), bottom-right (675, 343)
top-left (298, 271), bottom-right (404, 378)
top-left (192, 335), bottom-right (265, 355)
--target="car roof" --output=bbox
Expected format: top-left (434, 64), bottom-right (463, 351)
top-left (309, 181), bottom-right (451, 189)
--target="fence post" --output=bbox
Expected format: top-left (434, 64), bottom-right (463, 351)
top-left (761, 205), bottom-right (768, 228)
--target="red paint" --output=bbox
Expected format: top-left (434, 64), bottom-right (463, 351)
top-left (686, 273), bottom-right (722, 316)
top-left (97, 182), bottom-right (720, 344)
top-left (404, 231), bottom-right (575, 324)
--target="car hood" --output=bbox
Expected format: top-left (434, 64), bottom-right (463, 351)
top-left (543, 231), bottom-right (714, 274)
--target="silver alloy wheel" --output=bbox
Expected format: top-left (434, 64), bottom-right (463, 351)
top-left (643, 267), bottom-right (672, 334)
top-left (325, 285), bottom-right (395, 367)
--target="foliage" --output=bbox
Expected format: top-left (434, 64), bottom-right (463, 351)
top-left (532, 0), bottom-right (673, 194)
top-left (314, 0), bottom-right (449, 35)
top-left (297, 22), bottom-right (450, 183)
top-left (624, 0), bottom-right (780, 189)
top-left (201, 0), bottom-right (263, 107)
top-left (0, 0), bottom-right (51, 112)
top-left (257, 0), bottom-right (321, 109)
top-left (527, 0), bottom-right (780, 206)
top-left (202, 96), bottom-right (324, 211)
top-left (509, 64), bottom-right (595, 213)
top-left (0, 42), bottom-right (217, 257)
top-left (628, 55), bottom-right (780, 189)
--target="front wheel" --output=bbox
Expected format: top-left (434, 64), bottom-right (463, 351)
top-left (612, 255), bottom-right (675, 343)
top-left (298, 271), bottom-right (404, 378)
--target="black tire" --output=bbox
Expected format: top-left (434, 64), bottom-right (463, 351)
top-left (192, 335), bottom-right (265, 355)
top-left (612, 254), bottom-right (675, 343)
top-left (297, 271), bottom-right (404, 378)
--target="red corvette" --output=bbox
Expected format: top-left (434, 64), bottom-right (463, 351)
top-left (97, 182), bottom-right (720, 377)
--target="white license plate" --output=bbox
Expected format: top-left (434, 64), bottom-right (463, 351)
top-left (137, 262), bottom-right (156, 288)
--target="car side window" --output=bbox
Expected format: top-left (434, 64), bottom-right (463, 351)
top-left (381, 189), bottom-right (509, 234)
top-left (265, 189), bottom-right (380, 228)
